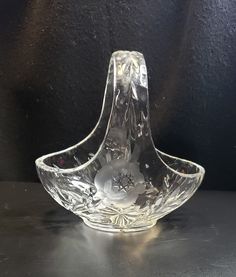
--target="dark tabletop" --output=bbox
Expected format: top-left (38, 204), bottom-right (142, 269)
top-left (0, 182), bottom-right (236, 277)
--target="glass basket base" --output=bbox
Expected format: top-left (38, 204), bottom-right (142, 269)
top-left (82, 218), bottom-right (157, 233)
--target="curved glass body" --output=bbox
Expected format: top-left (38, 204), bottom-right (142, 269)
top-left (36, 51), bottom-right (205, 232)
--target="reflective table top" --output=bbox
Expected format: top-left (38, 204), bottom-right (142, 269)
top-left (1, 182), bottom-right (235, 277)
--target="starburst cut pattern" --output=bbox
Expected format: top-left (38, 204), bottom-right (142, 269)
top-left (112, 172), bottom-right (135, 192)
top-left (94, 205), bottom-right (149, 228)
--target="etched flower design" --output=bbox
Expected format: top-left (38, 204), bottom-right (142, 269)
top-left (94, 160), bottom-right (146, 208)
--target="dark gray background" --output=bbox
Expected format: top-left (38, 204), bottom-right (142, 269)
top-left (0, 0), bottom-right (235, 189)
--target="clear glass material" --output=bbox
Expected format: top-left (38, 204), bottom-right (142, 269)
top-left (36, 51), bottom-right (205, 232)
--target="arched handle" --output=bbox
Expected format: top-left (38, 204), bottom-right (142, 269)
top-left (103, 51), bottom-right (152, 160)
top-left (107, 51), bottom-right (149, 128)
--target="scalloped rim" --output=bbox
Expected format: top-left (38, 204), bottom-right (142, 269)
top-left (35, 145), bottom-right (205, 179)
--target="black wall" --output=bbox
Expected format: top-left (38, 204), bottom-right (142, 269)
top-left (0, 0), bottom-right (235, 189)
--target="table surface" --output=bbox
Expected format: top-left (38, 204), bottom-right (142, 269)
top-left (0, 182), bottom-right (236, 277)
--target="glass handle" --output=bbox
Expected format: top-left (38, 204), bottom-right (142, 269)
top-left (102, 51), bottom-right (153, 161)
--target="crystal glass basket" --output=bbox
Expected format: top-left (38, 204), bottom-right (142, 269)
top-left (36, 51), bottom-right (205, 232)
